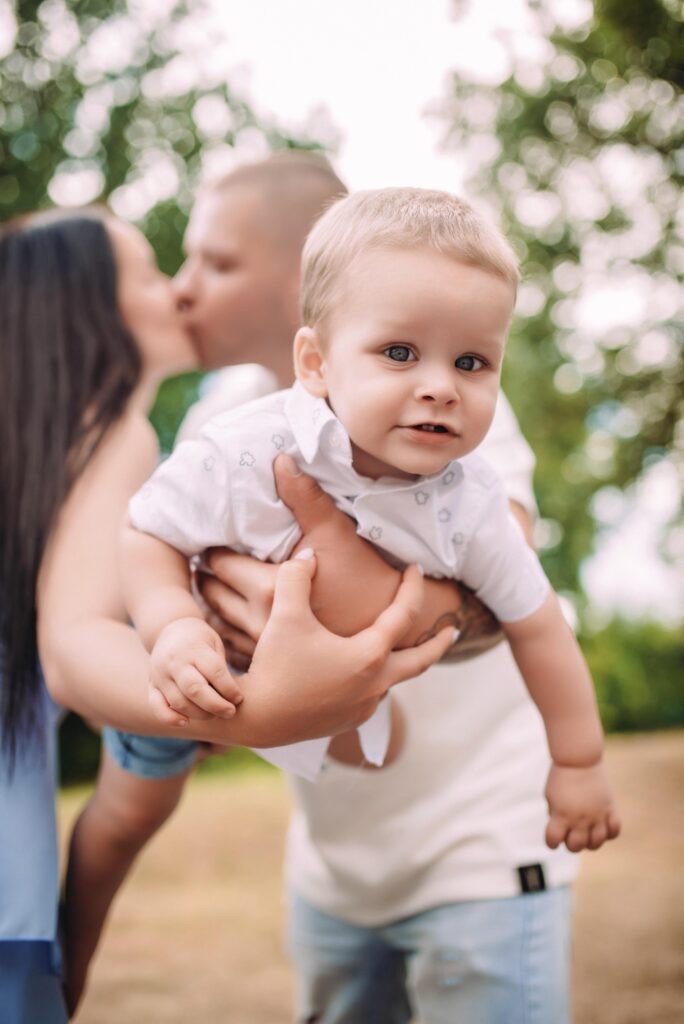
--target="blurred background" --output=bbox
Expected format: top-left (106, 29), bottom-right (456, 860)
top-left (1, 0), bottom-right (682, 1020)
top-left (1, 0), bottom-right (679, 774)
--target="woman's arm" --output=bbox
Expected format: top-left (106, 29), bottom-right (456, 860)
top-left (43, 564), bottom-right (449, 747)
top-left (37, 411), bottom-right (450, 745)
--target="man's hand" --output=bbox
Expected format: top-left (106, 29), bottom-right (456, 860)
top-left (545, 760), bottom-right (621, 852)
top-left (149, 617), bottom-right (243, 724)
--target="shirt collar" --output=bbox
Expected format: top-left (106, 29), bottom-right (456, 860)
top-left (284, 380), bottom-right (464, 493)
top-left (285, 380), bottom-right (350, 465)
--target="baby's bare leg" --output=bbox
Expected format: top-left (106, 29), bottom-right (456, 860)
top-left (328, 698), bottom-right (406, 768)
top-left (63, 749), bottom-right (192, 1014)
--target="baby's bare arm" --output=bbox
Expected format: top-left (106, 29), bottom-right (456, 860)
top-left (504, 591), bottom-right (604, 767)
top-left (121, 525), bottom-right (202, 651)
top-left (121, 525), bottom-right (241, 721)
top-left (504, 593), bottom-right (620, 851)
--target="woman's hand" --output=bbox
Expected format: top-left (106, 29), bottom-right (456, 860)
top-left (237, 553), bottom-right (453, 746)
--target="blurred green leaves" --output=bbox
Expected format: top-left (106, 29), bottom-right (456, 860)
top-left (583, 618), bottom-right (684, 732)
top-left (444, 0), bottom-right (683, 602)
top-left (0, 0), bottom-right (322, 272)
top-left (0, 0), bottom-right (325, 451)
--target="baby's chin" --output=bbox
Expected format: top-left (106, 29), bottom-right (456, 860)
top-left (350, 435), bottom-right (477, 481)
top-left (374, 451), bottom-right (457, 481)
top-left (395, 442), bottom-right (477, 478)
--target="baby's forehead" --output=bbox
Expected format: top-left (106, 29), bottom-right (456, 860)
top-left (333, 246), bottom-right (514, 306)
top-left (338, 243), bottom-right (512, 288)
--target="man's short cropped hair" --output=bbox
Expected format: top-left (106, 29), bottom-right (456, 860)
top-left (209, 150), bottom-right (346, 199)
top-left (206, 152), bottom-right (347, 256)
top-left (301, 187), bottom-right (520, 328)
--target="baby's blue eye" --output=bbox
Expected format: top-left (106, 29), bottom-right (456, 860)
top-left (384, 345), bottom-right (415, 362)
top-left (455, 354), bottom-right (486, 371)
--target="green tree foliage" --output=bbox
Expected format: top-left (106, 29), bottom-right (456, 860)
top-left (582, 618), bottom-right (684, 732)
top-left (0, 0), bottom-right (321, 267)
top-left (443, 0), bottom-right (683, 599)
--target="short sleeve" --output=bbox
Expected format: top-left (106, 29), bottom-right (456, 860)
top-left (128, 430), bottom-right (236, 558)
top-left (478, 393), bottom-right (537, 517)
top-left (458, 480), bottom-right (550, 623)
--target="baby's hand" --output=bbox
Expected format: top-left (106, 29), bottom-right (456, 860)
top-left (545, 761), bottom-right (621, 852)
top-left (149, 618), bottom-right (243, 724)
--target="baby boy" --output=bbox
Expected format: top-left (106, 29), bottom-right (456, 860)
top-left (122, 187), bottom-right (620, 851)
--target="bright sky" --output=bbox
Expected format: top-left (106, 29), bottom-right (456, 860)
top-left (213, 0), bottom-right (460, 190)
top-left (209, 0), bottom-right (526, 191)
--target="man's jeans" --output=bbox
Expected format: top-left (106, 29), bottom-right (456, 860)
top-left (287, 887), bottom-right (572, 1024)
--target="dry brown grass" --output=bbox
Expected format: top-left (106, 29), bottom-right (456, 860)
top-left (59, 732), bottom-right (684, 1024)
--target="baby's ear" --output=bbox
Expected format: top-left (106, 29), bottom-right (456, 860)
top-left (293, 327), bottom-right (328, 397)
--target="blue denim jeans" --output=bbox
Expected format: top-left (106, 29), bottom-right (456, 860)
top-left (0, 939), bottom-right (68, 1024)
top-left (287, 887), bottom-right (572, 1024)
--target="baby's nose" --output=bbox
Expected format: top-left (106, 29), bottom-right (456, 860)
top-left (414, 377), bottom-right (459, 405)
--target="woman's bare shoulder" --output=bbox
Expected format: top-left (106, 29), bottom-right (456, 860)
top-left (107, 409), bottom-right (160, 472)
top-left (79, 410), bottom-right (160, 498)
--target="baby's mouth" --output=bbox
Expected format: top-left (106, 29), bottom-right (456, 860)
top-left (406, 423), bottom-right (456, 435)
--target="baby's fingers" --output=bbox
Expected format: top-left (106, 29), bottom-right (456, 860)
top-left (194, 649), bottom-right (243, 706)
top-left (177, 666), bottom-right (237, 719)
top-left (545, 814), bottom-right (569, 851)
top-left (154, 677), bottom-right (214, 721)
top-left (585, 809), bottom-right (622, 851)
top-left (148, 687), bottom-right (189, 728)
top-left (587, 822), bottom-right (608, 850)
top-left (565, 824), bottom-right (590, 853)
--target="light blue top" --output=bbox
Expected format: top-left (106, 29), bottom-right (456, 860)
top-left (0, 675), bottom-right (62, 941)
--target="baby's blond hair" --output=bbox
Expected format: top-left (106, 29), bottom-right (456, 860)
top-left (301, 187), bottom-right (519, 328)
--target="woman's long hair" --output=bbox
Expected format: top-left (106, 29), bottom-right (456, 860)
top-left (0, 210), bottom-right (142, 767)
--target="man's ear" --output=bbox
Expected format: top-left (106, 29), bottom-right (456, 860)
top-left (294, 326), bottom-right (328, 397)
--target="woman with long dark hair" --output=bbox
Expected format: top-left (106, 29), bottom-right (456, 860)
top-left (0, 208), bottom-right (445, 1021)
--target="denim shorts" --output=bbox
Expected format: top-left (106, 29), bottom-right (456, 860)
top-left (287, 887), bottom-right (572, 1024)
top-left (0, 939), bottom-right (68, 1024)
top-left (102, 728), bottom-right (199, 780)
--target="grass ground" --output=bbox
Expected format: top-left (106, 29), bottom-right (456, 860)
top-left (59, 731), bottom-right (684, 1024)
